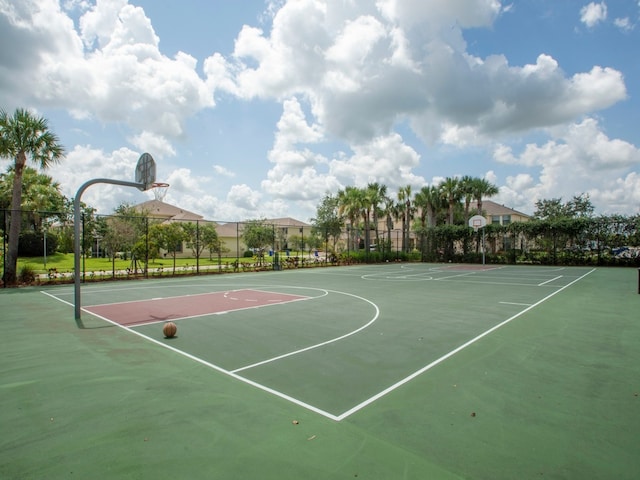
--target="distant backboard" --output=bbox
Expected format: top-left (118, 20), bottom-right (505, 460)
top-left (469, 214), bottom-right (487, 230)
top-left (135, 153), bottom-right (156, 191)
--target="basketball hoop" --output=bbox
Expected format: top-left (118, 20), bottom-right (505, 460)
top-left (150, 182), bottom-right (170, 201)
top-left (469, 214), bottom-right (487, 232)
top-left (468, 214), bottom-right (487, 265)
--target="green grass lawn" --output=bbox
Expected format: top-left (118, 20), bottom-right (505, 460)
top-left (16, 252), bottom-right (316, 275)
top-left (21, 253), bottom-right (274, 274)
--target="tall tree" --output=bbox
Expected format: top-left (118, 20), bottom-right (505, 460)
top-left (472, 177), bottom-right (499, 216)
top-left (149, 222), bottom-right (186, 274)
top-left (366, 182), bottom-right (387, 250)
top-left (0, 108), bottom-right (65, 285)
top-left (383, 196), bottom-right (399, 254)
top-left (337, 186), bottom-right (365, 251)
top-left (459, 175), bottom-right (475, 226)
top-left (534, 194), bottom-right (594, 220)
top-left (241, 219), bottom-right (275, 266)
top-left (567, 194), bottom-right (595, 218)
top-left (439, 177), bottom-right (461, 225)
top-left (311, 194), bottom-right (343, 248)
top-left (181, 222), bottom-right (219, 260)
top-left (414, 185), bottom-right (441, 229)
top-left (0, 166), bottom-right (66, 231)
top-left (397, 185), bottom-right (413, 252)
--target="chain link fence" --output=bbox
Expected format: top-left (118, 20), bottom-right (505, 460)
top-left (2, 209), bottom-right (639, 286)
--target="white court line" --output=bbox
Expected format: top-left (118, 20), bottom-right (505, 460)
top-left (334, 267), bottom-right (596, 421)
top-left (538, 275), bottom-right (562, 286)
top-left (433, 271), bottom-right (478, 281)
top-left (41, 290), bottom-right (73, 306)
top-left (500, 301), bottom-right (533, 306)
top-left (232, 292), bottom-right (379, 373)
top-left (42, 268), bottom-right (595, 422)
top-left (40, 289), bottom-right (343, 421)
top-left (436, 279), bottom-right (558, 288)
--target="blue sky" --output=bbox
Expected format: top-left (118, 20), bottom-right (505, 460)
top-left (1, 0), bottom-right (639, 222)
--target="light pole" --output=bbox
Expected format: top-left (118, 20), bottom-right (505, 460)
top-left (43, 224), bottom-right (47, 270)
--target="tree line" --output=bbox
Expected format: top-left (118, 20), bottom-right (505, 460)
top-left (311, 177), bottom-right (500, 255)
top-left (2, 107), bottom-right (639, 286)
top-left (311, 185), bottom-right (639, 265)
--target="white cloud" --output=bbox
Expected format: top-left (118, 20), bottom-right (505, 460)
top-left (128, 131), bottom-right (176, 159)
top-left (272, 98), bottom-right (323, 150)
top-left (595, 172), bottom-right (640, 214)
top-left (325, 15), bottom-right (386, 67)
top-left (262, 97), bottom-right (338, 200)
top-left (329, 133), bottom-right (425, 190)
top-left (45, 144), bottom-right (149, 213)
top-left (492, 117), bottom-right (640, 214)
top-left (376, 0), bottom-right (501, 29)
top-left (0, 0), bottom-right (213, 139)
top-left (580, 2), bottom-right (608, 28)
top-left (614, 17), bottom-right (634, 32)
top-left (212, 1), bottom-right (627, 147)
top-left (1, 0), bottom-right (637, 220)
top-left (227, 184), bottom-right (262, 211)
top-left (213, 165), bottom-right (236, 178)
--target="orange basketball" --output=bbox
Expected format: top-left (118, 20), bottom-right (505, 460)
top-left (163, 322), bottom-right (177, 338)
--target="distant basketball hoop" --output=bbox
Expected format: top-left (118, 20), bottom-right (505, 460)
top-left (150, 182), bottom-right (170, 201)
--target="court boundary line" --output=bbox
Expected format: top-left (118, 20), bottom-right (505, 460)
top-left (90, 307), bottom-right (344, 421)
top-left (40, 268), bottom-right (595, 422)
top-left (231, 291), bottom-right (379, 373)
top-left (538, 275), bottom-right (562, 286)
top-left (40, 286), bottom-right (378, 422)
top-left (334, 267), bottom-right (596, 420)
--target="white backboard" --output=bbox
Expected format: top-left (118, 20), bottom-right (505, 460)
top-left (135, 153), bottom-right (156, 191)
top-left (469, 214), bottom-right (487, 229)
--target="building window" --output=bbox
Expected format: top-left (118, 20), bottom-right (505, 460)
top-left (491, 215), bottom-right (501, 225)
top-left (503, 215), bottom-right (511, 225)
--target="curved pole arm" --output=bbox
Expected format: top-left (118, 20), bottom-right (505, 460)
top-left (74, 178), bottom-right (144, 322)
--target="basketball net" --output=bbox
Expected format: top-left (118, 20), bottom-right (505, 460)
top-left (150, 182), bottom-right (170, 201)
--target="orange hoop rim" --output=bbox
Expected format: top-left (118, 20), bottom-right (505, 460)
top-left (150, 182), bottom-right (170, 188)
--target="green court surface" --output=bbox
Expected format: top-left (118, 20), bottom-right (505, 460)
top-left (1, 264), bottom-right (639, 479)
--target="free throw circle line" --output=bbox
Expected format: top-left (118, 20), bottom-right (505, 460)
top-left (231, 288), bottom-right (379, 373)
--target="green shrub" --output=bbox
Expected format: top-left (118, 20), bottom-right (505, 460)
top-left (18, 231), bottom-right (58, 256)
top-left (18, 264), bottom-right (37, 284)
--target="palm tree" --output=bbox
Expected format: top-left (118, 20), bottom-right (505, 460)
top-left (439, 177), bottom-right (461, 225)
top-left (337, 186), bottom-right (365, 251)
top-left (397, 185), bottom-right (413, 252)
top-left (0, 166), bottom-right (65, 227)
top-left (0, 108), bottom-right (65, 285)
top-left (414, 185), bottom-right (441, 229)
top-left (472, 178), bottom-right (499, 216)
top-left (382, 196), bottom-right (399, 256)
top-left (366, 182), bottom-right (387, 250)
top-left (459, 175), bottom-right (475, 226)
top-left (413, 185), bottom-right (435, 258)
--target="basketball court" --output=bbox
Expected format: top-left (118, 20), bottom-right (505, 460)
top-left (2, 263), bottom-right (639, 479)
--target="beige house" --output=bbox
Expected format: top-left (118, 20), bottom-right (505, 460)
top-left (133, 200), bottom-right (209, 258)
top-left (469, 200), bottom-right (531, 226)
top-left (134, 199), bottom-right (204, 223)
top-left (216, 217), bottom-right (313, 257)
top-left (370, 199), bottom-right (531, 254)
top-left (132, 200), bottom-right (312, 258)
top-left (469, 200), bottom-right (531, 253)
